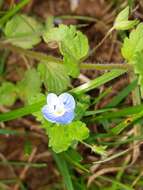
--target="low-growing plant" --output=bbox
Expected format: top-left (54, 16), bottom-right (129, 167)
top-left (1, 2), bottom-right (143, 189)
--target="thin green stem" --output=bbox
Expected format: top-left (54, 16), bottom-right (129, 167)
top-left (0, 42), bottom-right (62, 64)
top-left (55, 15), bottom-right (108, 29)
top-left (0, 161), bottom-right (47, 168)
top-left (0, 41), bottom-right (132, 71)
top-left (80, 63), bottom-right (133, 70)
top-left (55, 15), bottom-right (98, 22)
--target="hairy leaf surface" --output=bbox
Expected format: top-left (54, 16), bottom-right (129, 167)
top-left (4, 14), bottom-right (43, 48)
top-left (45, 121), bottom-right (89, 153)
top-left (38, 61), bottom-right (70, 93)
top-left (43, 24), bottom-right (89, 77)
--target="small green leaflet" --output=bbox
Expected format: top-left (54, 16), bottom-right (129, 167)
top-left (4, 14), bottom-right (43, 49)
top-left (27, 93), bottom-right (46, 122)
top-left (133, 52), bottom-right (143, 97)
top-left (38, 61), bottom-right (70, 94)
top-left (43, 24), bottom-right (89, 77)
top-left (114, 6), bottom-right (138, 30)
top-left (0, 82), bottom-right (17, 106)
top-left (91, 145), bottom-right (107, 156)
top-left (75, 94), bottom-right (90, 120)
top-left (43, 24), bottom-right (69, 42)
top-left (122, 23), bottom-right (143, 61)
top-left (115, 6), bottom-right (129, 22)
top-left (61, 30), bottom-right (88, 77)
top-left (44, 121), bottom-right (89, 153)
top-left (17, 68), bottom-right (41, 103)
top-left (122, 23), bottom-right (143, 96)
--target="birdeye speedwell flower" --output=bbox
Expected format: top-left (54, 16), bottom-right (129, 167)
top-left (42, 93), bottom-right (76, 124)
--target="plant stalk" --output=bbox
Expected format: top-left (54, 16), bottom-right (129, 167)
top-left (0, 42), bottom-right (62, 64)
top-left (0, 42), bottom-right (133, 71)
top-left (80, 63), bottom-right (133, 71)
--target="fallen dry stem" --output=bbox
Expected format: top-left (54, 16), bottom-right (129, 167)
top-left (13, 147), bottom-right (37, 190)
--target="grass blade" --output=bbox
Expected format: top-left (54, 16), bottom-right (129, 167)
top-left (106, 79), bottom-right (137, 108)
top-left (73, 69), bottom-right (126, 94)
top-left (0, 69), bottom-right (126, 122)
top-left (53, 152), bottom-right (74, 190)
top-left (0, 0), bottom-right (30, 27)
top-left (99, 176), bottom-right (133, 190)
top-left (93, 104), bottom-right (143, 120)
top-left (0, 101), bottom-right (44, 122)
top-left (0, 161), bottom-right (47, 168)
top-left (110, 110), bottom-right (143, 135)
top-left (0, 128), bottom-right (22, 135)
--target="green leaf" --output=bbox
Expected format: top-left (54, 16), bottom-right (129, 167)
top-left (75, 94), bottom-right (90, 120)
top-left (121, 23), bottom-right (143, 96)
top-left (62, 51), bottom-right (79, 77)
top-left (61, 30), bottom-right (89, 77)
top-left (114, 20), bottom-right (139, 31)
top-left (60, 29), bottom-right (89, 60)
top-left (114, 6), bottom-right (138, 30)
top-left (17, 68), bottom-right (41, 102)
top-left (132, 52), bottom-right (143, 97)
top-left (45, 121), bottom-right (89, 153)
top-left (122, 23), bottom-right (143, 61)
top-left (38, 61), bottom-right (70, 93)
top-left (43, 24), bottom-right (89, 77)
top-left (27, 93), bottom-right (46, 122)
top-left (43, 24), bottom-right (69, 43)
top-left (4, 14), bottom-right (43, 49)
top-left (115, 6), bottom-right (130, 23)
top-left (0, 82), bottom-right (17, 106)
top-left (91, 145), bottom-right (107, 156)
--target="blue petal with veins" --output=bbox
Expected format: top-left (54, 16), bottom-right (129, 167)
top-left (42, 93), bottom-right (76, 124)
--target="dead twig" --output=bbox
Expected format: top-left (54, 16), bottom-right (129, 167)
top-left (13, 147), bottom-right (37, 190)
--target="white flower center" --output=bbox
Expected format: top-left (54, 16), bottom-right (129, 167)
top-left (54, 108), bottom-right (65, 116)
top-left (54, 103), bottom-right (65, 116)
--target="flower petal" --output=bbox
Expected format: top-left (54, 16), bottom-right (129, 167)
top-left (42, 105), bottom-right (57, 123)
top-left (56, 110), bottom-right (75, 124)
top-left (59, 93), bottom-right (75, 110)
top-left (47, 93), bottom-right (58, 105)
top-left (47, 93), bottom-right (59, 111)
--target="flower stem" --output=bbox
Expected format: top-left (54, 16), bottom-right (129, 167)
top-left (80, 63), bottom-right (133, 71)
top-left (0, 42), bottom-right (62, 64)
top-left (0, 42), bottom-right (132, 71)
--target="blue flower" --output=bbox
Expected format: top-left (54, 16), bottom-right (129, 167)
top-left (42, 93), bottom-right (76, 124)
